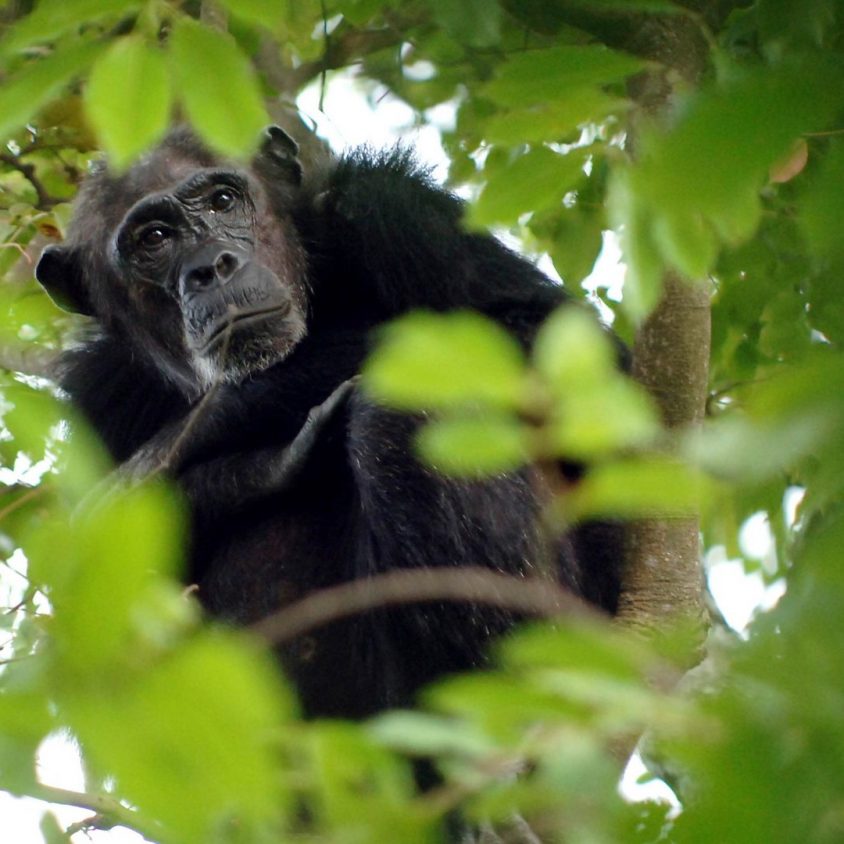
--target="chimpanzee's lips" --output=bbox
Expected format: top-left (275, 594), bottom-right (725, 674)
top-left (197, 301), bottom-right (292, 353)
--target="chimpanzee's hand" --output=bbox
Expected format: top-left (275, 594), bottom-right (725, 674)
top-left (172, 377), bottom-right (359, 512)
top-left (261, 376), bottom-right (359, 493)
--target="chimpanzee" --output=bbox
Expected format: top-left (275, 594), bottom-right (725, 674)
top-left (35, 126), bottom-right (623, 718)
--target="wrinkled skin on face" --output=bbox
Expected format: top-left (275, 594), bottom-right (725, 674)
top-left (36, 127), bottom-right (309, 393)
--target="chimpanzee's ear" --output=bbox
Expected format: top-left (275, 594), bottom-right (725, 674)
top-left (35, 243), bottom-right (94, 316)
top-left (257, 125), bottom-right (302, 185)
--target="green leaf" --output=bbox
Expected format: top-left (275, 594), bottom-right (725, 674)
top-left (307, 722), bottom-right (427, 841)
top-left (568, 457), bottom-right (710, 520)
top-left (471, 148), bottom-right (586, 227)
top-left (0, 0), bottom-right (141, 57)
top-left (363, 311), bottom-right (527, 410)
top-left (27, 483), bottom-right (187, 672)
top-left (532, 306), bottom-right (616, 393)
top-left (482, 91), bottom-right (626, 145)
top-left (608, 167), bottom-right (664, 322)
top-left (39, 814), bottom-right (68, 844)
top-left (546, 209), bottom-right (605, 286)
top-left (371, 710), bottom-right (495, 757)
top-left (566, 0), bottom-right (681, 9)
top-left (417, 413), bottom-right (529, 477)
top-left (428, 0), bottom-right (502, 48)
top-left (502, 622), bottom-right (656, 679)
top-left (84, 36), bottom-right (172, 170)
top-left (652, 208), bottom-right (718, 281)
top-left (337, 0), bottom-right (384, 26)
top-left (217, 0), bottom-right (289, 33)
top-left (484, 45), bottom-right (643, 108)
top-left (800, 143), bottom-right (844, 263)
top-left (548, 378), bottom-right (659, 458)
top-left (67, 631), bottom-right (291, 842)
top-left (169, 17), bottom-right (269, 157)
top-left (0, 42), bottom-right (106, 141)
top-left (642, 57), bottom-right (842, 246)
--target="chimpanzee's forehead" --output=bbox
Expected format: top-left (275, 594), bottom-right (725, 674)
top-left (68, 149), bottom-right (230, 245)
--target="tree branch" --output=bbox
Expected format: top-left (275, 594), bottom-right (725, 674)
top-left (29, 783), bottom-right (161, 840)
top-left (251, 567), bottom-right (602, 646)
top-left (0, 341), bottom-right (59, 378)
top-left (255, 22), bottom-right (407, 96)
top-left (0, 153), bottom-right (61, 210)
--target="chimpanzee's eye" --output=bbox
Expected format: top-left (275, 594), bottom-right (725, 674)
top-left (138, 224), bottom-right (172, 249)
top-left (209, 187), bottom-right (237, 213)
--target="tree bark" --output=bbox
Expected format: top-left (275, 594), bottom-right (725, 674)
top-left (612, 9), bottom-right (713, 651)
top-left (617, 276), bottom-right (710, 642)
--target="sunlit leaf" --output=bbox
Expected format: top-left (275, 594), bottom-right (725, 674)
top-left (67, 631), bottom-right (291, 842)
top-left (471, 148), bottom-right (586, 227)
top-left (85, 36), bottom-right (172, 169)
top-left (532, 306), bottom-right (617, 392)
top-left (568, 457), bottom-right (710, 520)
top-left (371, 710), bottom-right (495, 757)
top-left (0, 42), bottom-right (105, 140)
top-left (548, 379), bottom-right (659, 457)
top-left (484, 45), bottom-right (643, 107)
top-left (169, 18), bottom-right (269, 157)
top-left (308, 722), bottom-right (430, 842)
top-left (363, 311), bottom-right (527, 410)
top-left (608, 167), bottom-right (664, 322)
top-left (217, 0), bottom-right (288, 33)
top-left (482, 91), bottom-right (626, 145)
top-left (417, 413), bottom-right (528, 476)
top-left (27, 483), bottom-right (187, 671)
top-left (0, 0), bottom-right (141, 56)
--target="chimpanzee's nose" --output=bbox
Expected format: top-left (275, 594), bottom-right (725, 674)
top-left (180, 243), bottom-right (244, 294)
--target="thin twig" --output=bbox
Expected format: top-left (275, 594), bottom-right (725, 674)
top-left (251, 567), bottom-right (602, 645)
top-left (0, 152), bottom-right (61, 210)
top-left (0, 485), bottom-right (45, 522)
top-left (29, 783), bottom-right (161, 839)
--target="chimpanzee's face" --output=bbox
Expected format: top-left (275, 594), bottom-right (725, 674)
top-left (36, 127), bottom-right (309, 393)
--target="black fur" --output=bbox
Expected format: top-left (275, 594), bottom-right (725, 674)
top-left (40, 132), bottom-right (623, 718)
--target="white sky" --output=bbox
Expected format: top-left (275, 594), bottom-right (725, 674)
top-left (1, 71), bottom-right (785, 842)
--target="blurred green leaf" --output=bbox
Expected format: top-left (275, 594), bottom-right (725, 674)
top-left (0, 41), bottom-right (106, 141)
top-left (483, 45), bottom-right (643, 107)
top-left (620, 57), bottom-right (844, 298)
top-left (0, 0), bottom-right (140, 57)
top-left (546, 209), bottom-right (605, 287)
top-left (568, 457), bottom-right (710, 520)
top-left (27, 483), bottom-right (186, 672)
top-left (217, 0), bottom-right (288, 33)
top-left (428, 0), bottom-right (502, 48)
top-left (371, 710), bottom-right (495, 757)
top-left (609, 167), bottom-right (664, 322)
top-left (800, 142), bottom-right (844, 264)
top-left (0, 693), bottom-right (52, 794)
top-left (417, 413), bottom-right (528, 476)
top-left (549, 378), bottom-right (659, 458)
top-left (482, 91), bottom-right (626, 145)
top-left (84, 36), bottom-right (172, 169)
top-left (308, 722), bottom-right (431, 842)
top-left (170, 18), bottom-right (269, 157)
top-left (501, 621), bottom-right (656, 681)
top-left (67, 631), bottom-right (291, 843)
top-left (532, 306), bottom-right (616, 392)
top-left (39, 813), bottom-right (68, 844)
top-left (363, 310), bottom-right (527, 410)
top-left (471, 148), bottom-right (586, 227)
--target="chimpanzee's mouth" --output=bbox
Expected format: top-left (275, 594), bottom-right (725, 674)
top-left (197, 302), bottom-right (292, 353)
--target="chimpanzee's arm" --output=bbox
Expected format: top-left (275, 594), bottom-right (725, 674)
top-left (174, 377), bottom-right (356, 512)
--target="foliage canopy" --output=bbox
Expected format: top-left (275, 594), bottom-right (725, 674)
top-left (1, 1), bottom-right (843, 842)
